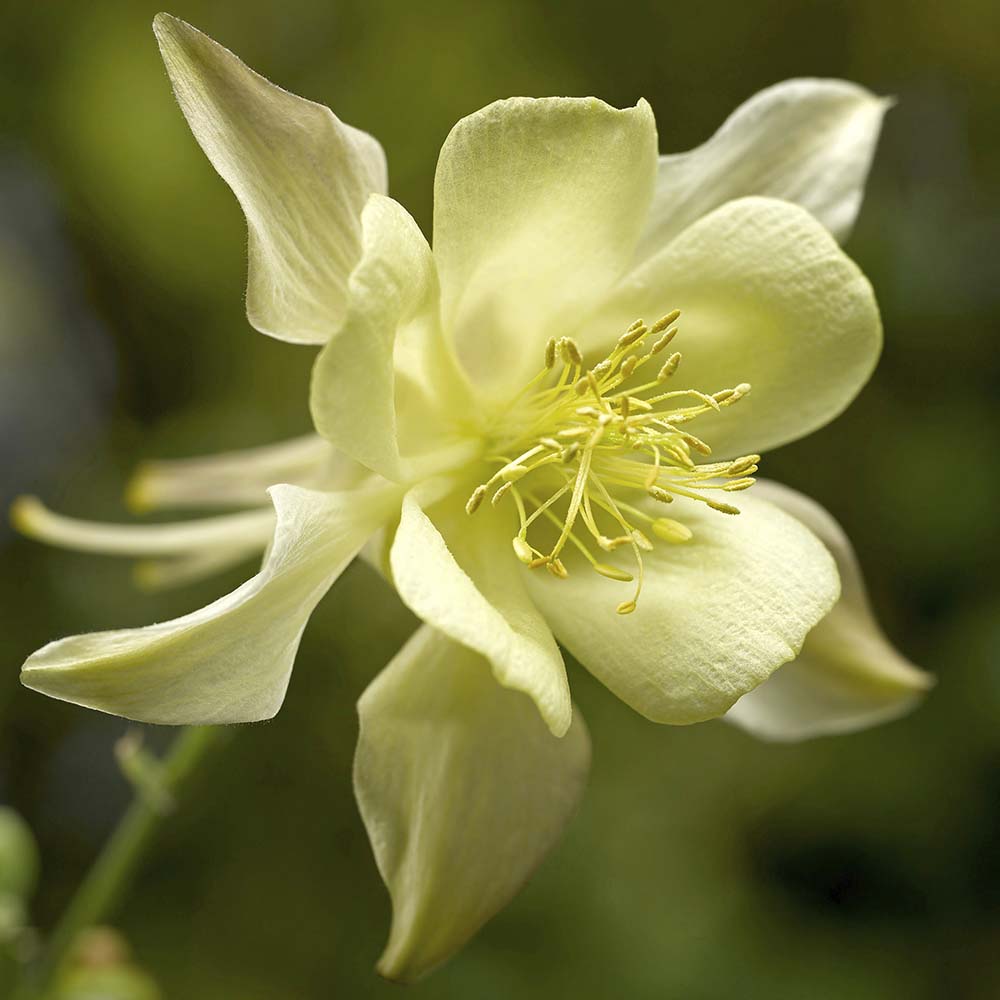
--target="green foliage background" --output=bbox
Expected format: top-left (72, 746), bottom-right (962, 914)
top-left (1, 1), bottom-right (998, 997)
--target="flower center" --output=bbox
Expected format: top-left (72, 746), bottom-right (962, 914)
top-left (465, 312), bottom-right (759, 614)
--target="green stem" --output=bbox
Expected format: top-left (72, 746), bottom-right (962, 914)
top-left (14, 726), bottom-right (224, 1000)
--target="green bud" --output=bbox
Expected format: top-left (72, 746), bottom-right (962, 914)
top-left (56, 965), bottom-right (161, 1000)
top-left (0, 807), bottom-right (39, 901)
top-left (0, 892), bottom-right (29, 945)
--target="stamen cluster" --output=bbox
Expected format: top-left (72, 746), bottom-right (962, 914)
top-left (466, 313), bottom-right (759, 614)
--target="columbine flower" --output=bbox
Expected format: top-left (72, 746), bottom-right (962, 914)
top-left (14, 14), bottom-right (932, 981)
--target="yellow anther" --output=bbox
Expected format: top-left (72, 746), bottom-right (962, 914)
top-left (544, 338), bottom-right (557, 369)
top-left (688, 390), bottom-right (721, 412)
top-left (465, 485), bottom-right (487, 514)
top-left (658, 353), bottom-right (682, 379)
top-left (626, 318), bottom-right (644, 333)
top-left (650, 328), bottom-right (677, 354)
top-left (652, 518), bottom-right (693, 543)
top-left (647, 486), bottom-right (674, 504)
top-left (492, 482), bottom-right (513, 505)
top-left (727, 454), bottom-right (761, 475)
top-left (707, 499), bottom-right (741, 515)
top-left (480, 306), bottom-right (756, 612)
top-left (594, 563), bottom-right (634, 582)
top-left (631, 529), bottom-right (654, 551)
top-left (715, 382), bottom-right (752, 405)
top-left (546, 558), bottom-right (569, 579)
top-left (513, 536), bottom-right (534, 563)
top-left (560, 338), bottom-right (583, 366)
top-left (678, 434), bottom-right (711, 456)
top-left (500, 463), bottom-right (529, 482)
top-left (617, 323), bottom-right (648, 348)
top-left (650, 309), bottom-right (681, 333)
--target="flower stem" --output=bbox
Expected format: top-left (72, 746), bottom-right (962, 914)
top-left (13, 725), bottom-right (225, 1000)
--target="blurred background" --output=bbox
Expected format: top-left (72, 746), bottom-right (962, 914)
top-left (1, 0), bottom-right (998, 997)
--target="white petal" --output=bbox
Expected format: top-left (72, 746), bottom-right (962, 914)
top-left (128, 434), bottom-right (365, 511)
top-left (579, 196), bottom-right (882, 458)
top-left (725, 480), bottom-right (932, 741)
top-left (524, 491), bottom-right (839, 725)
top-left (433, 97), bottom-right (657, 394)
top-left (154, 14), bottom-right (387, 344)
top-left (310, 195), bottom-right (472, 481)
top-left (20, 483), bottom-right (400, 724)
top-left (636, 78), bottom-right (890, 259)
top-left (11, 495), bottom-right (275, 591)
top-left (11, 495), bottom-right (275, 556)
top-left (133, 546), bottom-right (263, 592)
top-left (355, 626), bottom-right (590, 982)
top-left (389, 488), bottom-right (571, 736)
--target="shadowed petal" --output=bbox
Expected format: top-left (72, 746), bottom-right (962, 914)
top-left (579, 197), bottom-right (882, 458)
top-left (311, 195), bottom-right (472, 482)
top-left (525, 491), bottom-right (839, 725)
top-left (636, 78), bottom-right (890, 258)
top-left (389, 488), bottom-right (571, 736)
top-left (20, 483), bottom-right (400, 723)
top-left (434, 96), bottom-right (657, 394)
top-left (355, 626), bottom-right (590, 982)
top-left (725, 480), bottom-right (933, 741)
top-left (154, 14), bottom-right (386, 344)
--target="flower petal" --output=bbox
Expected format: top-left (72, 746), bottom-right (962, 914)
top-left (127, 434), bottom-right (365, 512)
top-left (11, 496), bottom-right (275, 556)
top-left (310, 195), bottom-right (472, 481)
top-left (355, 625), bottom-right (590, 982)
top-left (154, 14), bottom-right (387, 344)
top-left (636, 78), bottom-right (890, 259)
top-left (580, 196), bottom-right (882, 458)
top-left (389, 488), bottom-right (571, 736)
top-left (11, 495), bottom-right (276, 590)
top-left (133, 547), bottom-right (263, 592)
top-left (433, 97), bottom-right (657, 394)
top-left (524, 491), bottom-right (839, 725)
top-left (725, 480), bottom-right (932, 741)
top-left (20, 483), bottom-right (400, 724)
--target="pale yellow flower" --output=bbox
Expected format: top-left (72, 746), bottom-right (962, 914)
top-left (13, 14), bottom-right (931, 980)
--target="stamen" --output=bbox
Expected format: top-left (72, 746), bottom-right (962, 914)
top-left (658, 353), bottom-right (682, 380)
top-left (595, 564), bottom-right (634, 582)
top-left (652, 518), bottom-right (693, 543)
top-left (465, 313), bottom-right (757, 612)
top-left (512, 536), bottom-right (535, 563)
top-left (560, 338), bottom-right (583, 366)
top-left (491, 482), bottom-right (513, 505)
top-left (544, 338), bottom-right (557, 369)
top-left (465, 485), bottom-right (488, 514)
